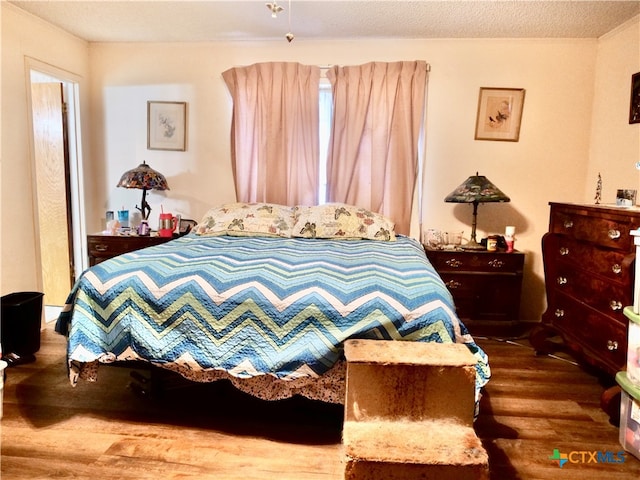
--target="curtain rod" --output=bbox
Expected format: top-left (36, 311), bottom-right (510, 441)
top-left (318, 63), bottom-right (431, 72)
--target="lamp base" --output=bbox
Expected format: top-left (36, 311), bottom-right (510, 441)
top-left (461, 239), bottom-right (485, 251)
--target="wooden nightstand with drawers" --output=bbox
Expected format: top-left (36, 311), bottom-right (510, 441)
top-left (425, 247), bottom-right (525, 336)
top-left (87, 234), bottom-right (174, 266)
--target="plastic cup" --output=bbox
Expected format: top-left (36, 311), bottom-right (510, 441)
top-left (117, 210), bottom-right (129, 228)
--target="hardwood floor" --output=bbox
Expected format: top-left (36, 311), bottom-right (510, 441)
top-left (2, 324), bottom-right (640, 479)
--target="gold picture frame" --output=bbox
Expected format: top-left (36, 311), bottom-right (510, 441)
top-left (474, 87), bottom-right (525, 142)
top-left (147, 101), bottom-right (187, 151)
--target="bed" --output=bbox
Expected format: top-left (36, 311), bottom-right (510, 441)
top-left (56, 203), bottom-right (490, 407)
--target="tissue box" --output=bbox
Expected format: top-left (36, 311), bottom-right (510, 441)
top-left (624, 307), bottom-right (640, 387)
top-left (616, 371), bottom-right (640, 461)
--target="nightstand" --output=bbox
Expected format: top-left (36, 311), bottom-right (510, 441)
top-left (87, 233), bottom-right (175, 266)
top-left (424, 247), bottom-right (525, 336)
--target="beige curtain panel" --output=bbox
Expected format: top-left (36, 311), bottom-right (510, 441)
top-left (326, 61), bottom-right (428, 235)
top-left (222, 62), bottom-right (321, 206)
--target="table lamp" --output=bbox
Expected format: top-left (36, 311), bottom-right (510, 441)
top-left (444, 172), bottom-right (510, 250)
top-left (117, 161), bottom-right (169, 220)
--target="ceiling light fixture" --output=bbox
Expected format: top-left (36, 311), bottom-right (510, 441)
top-left (285, 0), bottom-right (294, 42)
top-left (266, 2), bottom-right (283, 18)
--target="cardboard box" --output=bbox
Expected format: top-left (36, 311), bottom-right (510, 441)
top-left (343, 340), bottom-right (477, 425)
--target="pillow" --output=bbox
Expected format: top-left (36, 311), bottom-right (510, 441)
top-left (292, 203), bottom-right (396, 241)
top-left (195, 202), bottom-right (294, 237)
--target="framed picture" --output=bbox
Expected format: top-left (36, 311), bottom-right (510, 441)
top-left (616, 189), bottom-right (637, 207)
top-left (147, 101), bottom-right (187, 151)
top-left (474, 87), bottom-right (526, 142)
top-left (630, 72), bottom-right (640, 125)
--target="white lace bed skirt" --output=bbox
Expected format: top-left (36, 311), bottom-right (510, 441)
top-left (71, 358), bottom-right (347, 404)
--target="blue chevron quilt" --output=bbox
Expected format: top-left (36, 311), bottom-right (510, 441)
top-left (56, 234), bottom-right (490, 398)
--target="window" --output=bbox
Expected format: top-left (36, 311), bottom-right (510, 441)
top-left (318, 80), bottom-right (332, 204)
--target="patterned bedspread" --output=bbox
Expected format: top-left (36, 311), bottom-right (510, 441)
top-left (56, 234), bottom-right (490, 400)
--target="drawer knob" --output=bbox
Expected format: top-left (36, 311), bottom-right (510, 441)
top-left (445, 280), bottom-right (461, 290)
top-left (94, 244), bottom-right (108, 252)
top-left (554, 309), bottom-right (565, 318)
top-left (609, 300), bottom-right (623, 311)
top-left (563, 220), bottom-right (574, 229)
top-left (559, 247), bottom-right (569, 256)
top-left (612, 264), bottom-right (622, 275)
top-left (608, 229), bottom-right (621, 240)
top-left (556, 276), bottom-right (567, 285)
top-left (607, 340), bottom-right (618, 351)
top-left (488, 259), bottom-right (504, 268)
top-left (445, 259), bottom-right (462, 268)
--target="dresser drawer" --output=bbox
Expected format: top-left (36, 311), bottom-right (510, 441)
top-left (427, 250), bottom-right (524, 274)
top-left (88, 236), bottom-right (162, 256)
top-left (440, 272), bottom-right (522, 321)
top-left (87, 234), bottom-right (173, 265)
top-left (553, 293), bottom-right (627, 373)
top-left (554, 263), bottom-right (630, 319)
top-left (551, 208), bottom-right (633, 250)
top-left (554, 237), bottom-right (634, 284)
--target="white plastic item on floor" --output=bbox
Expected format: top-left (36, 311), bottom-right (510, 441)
top-left (625, 307), bottom-right (640, 387)
top-left (633, 228), bottom-right (640, 315)
top-left (0, 359), bottom-right (7, 420)
top-left (616, 371), bottom-right (640, 461)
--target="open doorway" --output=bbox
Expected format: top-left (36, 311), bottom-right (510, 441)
top-left (26, 58), bottom-right (87, 314)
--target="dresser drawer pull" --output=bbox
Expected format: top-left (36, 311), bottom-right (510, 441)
top-left (608, 229), bottom-right (621, 240)
top-left (488, 259), bottom-right (504, 268)
top-left (556, 276), bottom-right (567, 285)
top-left (554, 309), bottom-right (565, 318)
top-left (559, 247), bottom-right (569, 256)
top-left (612, 264), bottom-right (622, 275)
top-left (445, 280), bottom-right (462, 290)
top-left (445, 259), bottom-right (462, 268)
top-left (609, 300), bottom-right (623, 311)
top-left (607, 340), bottom-right (619, 351)
top-left (563, 220), bottom-right (574, 229)
top-left (94, 244), bottom-right (108, 252)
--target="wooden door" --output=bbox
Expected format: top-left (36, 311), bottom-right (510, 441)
top-left (31, 82), bottom-right (74, 306)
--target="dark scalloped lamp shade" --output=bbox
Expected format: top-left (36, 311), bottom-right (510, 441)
top-left (444, 173), bottom-right (510, 250)
top-left (117, 161), bottom-right (169, 220)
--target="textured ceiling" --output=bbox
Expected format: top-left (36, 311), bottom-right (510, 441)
top-left (9, 0), bottom-right (640, 42)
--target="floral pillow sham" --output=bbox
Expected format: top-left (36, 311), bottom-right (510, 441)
top-left (195, 202), bottom-right (294, 238)
top-left (291, 203), bottom-right (396, 241)
top-left (195, 202), bottom-right (396, 241)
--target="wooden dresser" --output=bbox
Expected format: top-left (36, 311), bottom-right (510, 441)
top-left (531, 202), bottom-right (640, 378)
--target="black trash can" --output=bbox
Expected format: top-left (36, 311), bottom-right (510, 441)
top-left (1, 292), bottom-right (44, 360)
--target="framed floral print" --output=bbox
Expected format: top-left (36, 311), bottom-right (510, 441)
top-left (474, 87), bottom-right (525, 142)
top-left (147, 101), bottom-right (187, 151)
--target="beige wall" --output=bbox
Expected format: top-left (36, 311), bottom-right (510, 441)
top-left (1, 4), bottom-right (90, 296)
top-left (588, 17), bottom-right (640, 202)
top-left (86, 37), bottom-right (600, 321)
top-left (3, 2), bottom-right (639, 324)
